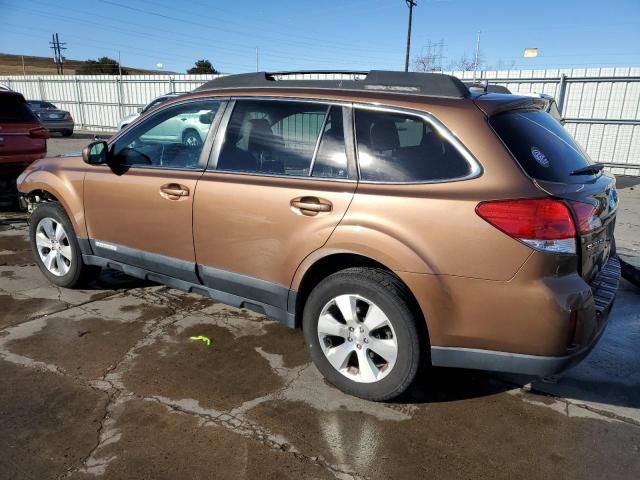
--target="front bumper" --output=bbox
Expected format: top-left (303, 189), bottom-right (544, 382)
top-left (430, 256), bottom-right (621, 377)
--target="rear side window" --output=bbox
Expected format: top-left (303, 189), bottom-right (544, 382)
top-left (216, 100), bottom-right (327, 176)
top-left (355, 109), bottom-right (472, 182)
top-left (491, 110), bottom-right (593, 184)
top-left (0, 94), bottom-right (37, 122)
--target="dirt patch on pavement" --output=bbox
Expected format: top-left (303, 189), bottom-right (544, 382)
top-left (0, 233), bottom-right (33, 266)
top-left (6, 316), bottom-right (146, 381)
top-left (0, 360), bottom-right (108, 479)
top-left (68, 398), bottom-right (332, 480)
top-left (0, 293), bottom-right (68, 330)
top-left (122, 324), bottom-right (285, 411)
top-left (247, 393), bottom-right (640, 480)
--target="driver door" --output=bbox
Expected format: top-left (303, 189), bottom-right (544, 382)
top-left (83, 99), bottom-right (225, 283)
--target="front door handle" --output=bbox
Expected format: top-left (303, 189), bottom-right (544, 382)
top-left (160, 183), bottom-right (190, 200)
top-left (290, 196), bottom-right (332, 216)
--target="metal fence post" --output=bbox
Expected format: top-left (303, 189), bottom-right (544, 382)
top-left (74, 77), bottom-right (86, 129)
top-left (556, 74), bottom-right (568, 116)
top-left (37, 77), bottom-right (45, 100)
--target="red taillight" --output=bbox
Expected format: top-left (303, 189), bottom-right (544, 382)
top-left (568, 201), bottom-right (602, 234)
top-left (28, 127), bottom-right (50, 139)
top-left (476, 198), bottom-right (576, 254)
top-left (63, 113), bottom-right (72, 120)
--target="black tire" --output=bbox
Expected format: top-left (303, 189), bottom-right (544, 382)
top-left (302, 267), bottom-right (425, 401)
top-left (182, 129), bottom-right (202, 147)
top-left (29, 202), bottom-right (99, 288)
top-left (61, 129), bottom-right (73, 137)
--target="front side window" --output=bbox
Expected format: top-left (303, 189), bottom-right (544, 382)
top-left (355, 108), bottom-right (472, 182)
top-left (111, 100), bottom-right (222, 169)
top-left (216, 100), bottom-right (327, 176)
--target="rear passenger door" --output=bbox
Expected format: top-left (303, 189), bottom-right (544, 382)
top-left (192, 99), bottom-right (357, 310)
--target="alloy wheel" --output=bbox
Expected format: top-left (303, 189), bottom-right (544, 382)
top-left (317, 294), bottom-right (398, 383)
top-left (35, 217), bottom-right (72, 277)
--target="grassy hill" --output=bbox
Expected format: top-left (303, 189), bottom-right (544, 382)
top-left (0, 53), bottom-right (165, 75)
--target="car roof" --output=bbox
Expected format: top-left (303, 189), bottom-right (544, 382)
top-left (195, 70), bottom-right (470, 100)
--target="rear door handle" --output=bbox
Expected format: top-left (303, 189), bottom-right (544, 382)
top-left (290, 196), bottom-right (332, 216)
top-left (160, 183), bottom-right (190, 200)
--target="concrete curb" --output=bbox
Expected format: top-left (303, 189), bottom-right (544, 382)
top-left (619, 255), bottom-right (640, 288)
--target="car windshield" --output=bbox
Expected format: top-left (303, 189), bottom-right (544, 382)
top-left (28, 101), bottom-right (56, 110)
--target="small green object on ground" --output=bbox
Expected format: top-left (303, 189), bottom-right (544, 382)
top-left (189, 335), bottom-right (212, 347)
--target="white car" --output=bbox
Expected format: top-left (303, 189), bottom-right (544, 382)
top-left (118, 92), bottom-right (186, 130)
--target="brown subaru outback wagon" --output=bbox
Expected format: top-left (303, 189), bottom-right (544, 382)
top-left (17, 71), bottom-right (620, 401)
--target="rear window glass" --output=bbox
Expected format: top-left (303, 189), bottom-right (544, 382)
top-left (491, 110), bottom-right (594, 183)
top-left (0, 94), bottom-right (37, 122)
top-left (355, 109), bottom-right (472, 182)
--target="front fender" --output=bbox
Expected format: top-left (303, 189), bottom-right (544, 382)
top-left (17, 156), bottom-right (87, 237)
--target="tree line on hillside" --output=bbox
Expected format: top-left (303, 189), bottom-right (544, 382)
top-left (75, 57), bottom-right (219, 75)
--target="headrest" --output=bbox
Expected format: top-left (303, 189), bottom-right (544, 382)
top-left (369, 120), bottom-right (399, 152)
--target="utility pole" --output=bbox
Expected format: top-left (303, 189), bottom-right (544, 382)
top-left (49, 33), bottom-right (67, 75)
top-left (404, 0), bottom-right (417, 72)
top-left (473, 31), bottom-right (481, 80)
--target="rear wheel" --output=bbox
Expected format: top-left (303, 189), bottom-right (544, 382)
top-left (303, 267), bottom-right (424, 401)
top-left (61, 129), bottom-right (73, 137)
top-left (29, 202), bottom-right (99, 288)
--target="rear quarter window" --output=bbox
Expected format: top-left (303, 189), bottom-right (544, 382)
top-left (490, 110), bottom-right (595, 184)
top-left (355, 108), bottom-right (472, 183)
top-left (0, 94), bottom-right (37, 122)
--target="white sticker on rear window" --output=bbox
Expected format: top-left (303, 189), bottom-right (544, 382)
top-left (531, 147), bottom-right (549, 167)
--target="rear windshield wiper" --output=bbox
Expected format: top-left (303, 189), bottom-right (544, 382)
top-left (570, 163), bottom-right (605, 176)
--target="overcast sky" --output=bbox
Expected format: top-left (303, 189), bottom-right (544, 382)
top-left (1, 0), bottom-right (639, 73)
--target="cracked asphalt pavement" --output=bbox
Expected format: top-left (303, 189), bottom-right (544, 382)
top-left (1, 175), bottom-right (640, 478)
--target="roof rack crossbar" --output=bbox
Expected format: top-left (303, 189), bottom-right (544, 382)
top-left (194, 70), bottom-right (469, 99)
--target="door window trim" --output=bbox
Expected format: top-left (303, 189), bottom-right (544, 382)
top-left (353, 103), bottom-right (483, 184)
top-left (206, 96), bottom-right (358, 182)
top-left (107, 97), bottom-right (229, 172)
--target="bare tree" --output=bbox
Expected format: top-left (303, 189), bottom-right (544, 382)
top-left (413, 53), bottom-right (441, 72)
top-left (490, 58), bottom-right (517, 71)
top-left (447, 52), bottom-right (483, 72)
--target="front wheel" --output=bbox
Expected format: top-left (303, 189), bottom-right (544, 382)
top-left (29, 202), bottom-right (99, 288)
top-left (303, 267), bottom-right (425, 401)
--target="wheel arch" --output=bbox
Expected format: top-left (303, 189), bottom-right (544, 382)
top-left (291, 251), bottom-right (428, 343)
top-left (20, 175), bottom-right (86, 238)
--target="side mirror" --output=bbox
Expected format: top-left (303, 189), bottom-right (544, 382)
top-left (137, 107), bottom-right (143, 113)
top-left (82, 140), bottom-right (109, 165)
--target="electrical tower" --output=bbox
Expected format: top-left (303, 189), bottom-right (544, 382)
top-left (49, 33), bottom-right (67, 75)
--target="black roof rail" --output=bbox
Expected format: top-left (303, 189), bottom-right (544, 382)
top-left (195, 70), bottom-right (470, 99)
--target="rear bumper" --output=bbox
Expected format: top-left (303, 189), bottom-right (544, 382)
top-left (41, 120), bottom-right (74, 132)
top-left (429, 255), bottom-right (621, 377)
